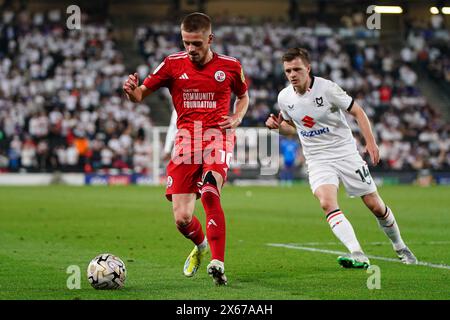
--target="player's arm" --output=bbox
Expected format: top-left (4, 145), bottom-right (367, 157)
top-left (265, 113), bottom-right (297, 136)
top-left (219, 92), bottom-right (249, 129)
top-left (348, 102), bottom-right (380, 165)
top-left (123, 73), bottom-right (153, 103)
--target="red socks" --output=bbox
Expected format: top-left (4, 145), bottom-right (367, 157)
top-left (176, 215), bottom-right (205, 246)
top-left (201, 184), bottom-right (226, 262)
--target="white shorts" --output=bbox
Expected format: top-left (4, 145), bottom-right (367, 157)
top-left (307, 154), bottom-right (377, 197)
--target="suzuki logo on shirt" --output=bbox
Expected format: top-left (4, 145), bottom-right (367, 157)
top-left (302, 116), bottom-right (316, 128)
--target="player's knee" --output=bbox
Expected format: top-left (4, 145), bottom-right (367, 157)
top-left (371, 203), bottom-right (385, 216)
top-left (318, 198), bottom-right (336, 213)
top-left (174, 216), bottom-right (192, 227)
top-left (173, 209), bottom-right (193, 227)
top-left (363, 193), bottom-right (384, 215)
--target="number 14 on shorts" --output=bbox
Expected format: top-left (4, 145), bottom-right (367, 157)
top-left (355, 165), bottom-right (372, 184)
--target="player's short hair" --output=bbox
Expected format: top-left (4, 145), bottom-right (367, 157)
top-left (181, 12), bottom-right (212, 33)
top-left (282, 48), bottom-right (311, 66)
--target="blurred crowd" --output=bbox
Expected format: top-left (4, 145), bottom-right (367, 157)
top-left (0, 10), bottom-right (153, 173)
top-left (136, 19), bottom-right (450, 172)
top-left (405, 17), bottom-right (450, 84)
top-left (0, 9), bottom-right (449, 174)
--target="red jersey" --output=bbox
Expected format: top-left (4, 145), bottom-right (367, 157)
top-left (143, 51), bottom-right (248, 134)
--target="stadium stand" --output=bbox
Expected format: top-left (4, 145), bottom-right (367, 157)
top-left (0, 9), bottom-right (153, 173)
top-left (135, 19), bottom-right (450, 172)
top-left (0, 7), bottom-right (449, 176)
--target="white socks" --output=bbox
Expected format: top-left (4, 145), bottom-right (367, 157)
top-left (197, 237), bottom-right (208, 251)
top-left (377, 206), bottom-right (406, 251)
top-left (326, 206), bottom-right (406, 253)
top-left (326, 209), bottom-right (363, 253)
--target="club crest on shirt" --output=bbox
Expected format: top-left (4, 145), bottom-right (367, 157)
top-left (167, 176), bottom-right (173, 188)
top-left (315, 97), bottom-right (324, 107)
top-left (215, 70), bottom-right (226, 82)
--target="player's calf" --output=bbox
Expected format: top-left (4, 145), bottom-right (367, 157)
top-left (176, 215), bottom-right (206, 246)
top-left (201, 171), bottom-right (226, 263)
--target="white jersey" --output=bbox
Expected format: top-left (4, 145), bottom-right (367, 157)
top-left (278, 76), bottom-right (358, 163)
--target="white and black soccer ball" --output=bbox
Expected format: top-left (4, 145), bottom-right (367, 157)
top-left (87, 253), bottom-right (127, 289)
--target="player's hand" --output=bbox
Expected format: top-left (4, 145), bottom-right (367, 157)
top-left (265, 113), bottom-right (282, 130)
top-left (219, 114), bottom-right (242, 129)
top-left (365, 142), bottom-right (380, 165)
top-left (123, 72), bottom-right (139, 95)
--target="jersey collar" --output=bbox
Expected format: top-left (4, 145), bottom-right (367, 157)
top-left (293, 75), bottom-right (315, 96)
top-left (190, 51), bottom-right (217, 69)
top-left (309, 75), bottom-right (315, 89)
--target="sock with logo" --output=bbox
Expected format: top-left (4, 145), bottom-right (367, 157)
top-left (376, 206), bottom-right (406, 251)
top-left (326, 209), bottom-right (363, 253)
top-left (201, 182), bottom-right (226, 262)
top-left (176, 215), bottom-right (205, 246)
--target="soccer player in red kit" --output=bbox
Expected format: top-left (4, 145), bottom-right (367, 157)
top-left (123, 12), bottom-right (249, 286)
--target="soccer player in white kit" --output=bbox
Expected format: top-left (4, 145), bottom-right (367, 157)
top-left (266, 48), bottom-right (417, 268)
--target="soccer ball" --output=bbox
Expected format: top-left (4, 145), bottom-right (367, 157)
top-left (87, 253), bottom-right (127, 289)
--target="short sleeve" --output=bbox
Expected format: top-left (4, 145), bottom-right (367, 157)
top-left (278, 93), bottom-right (292, 121)
top-left (231, 61), bottom-right (248, 97)
top-left (143, 58), bottom-right (172, 91)
top-left (326, 81), bottom-right (354, 111)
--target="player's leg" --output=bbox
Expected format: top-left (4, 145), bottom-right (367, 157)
top-left (166, 160), bottom-right (208, 277)
top-left (361, 192), bottom-right (417, 264)
top-left (200, 134), bottom-right (235, 285)
top-left (200, 170), bottom-right (228, 285)
top-left (314, 184), bottom-right (369, 268)
top-left (336, 154), bottom-right (417, 265)
top-left (172, 193), bottom-right (209, 277)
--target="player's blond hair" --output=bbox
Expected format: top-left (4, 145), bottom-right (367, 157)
top-left (181, 12), bottom-right (212, 33)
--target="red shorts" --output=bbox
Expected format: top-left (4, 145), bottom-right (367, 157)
top-left (165, 132), bottom-right (235, 201)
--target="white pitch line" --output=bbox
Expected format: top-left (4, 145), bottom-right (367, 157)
top-left (267, 243), bottom-right (450, 270)
top-left (289, 241), bottom-right (450, 246)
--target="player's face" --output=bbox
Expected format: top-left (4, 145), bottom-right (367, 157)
top-left (182, 30), bottom-right (212, 65)
top-left (283, 58), bottom-right (311, 89)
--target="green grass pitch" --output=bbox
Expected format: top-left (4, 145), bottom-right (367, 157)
top-left (0, 185), bottom-right (449, 300)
